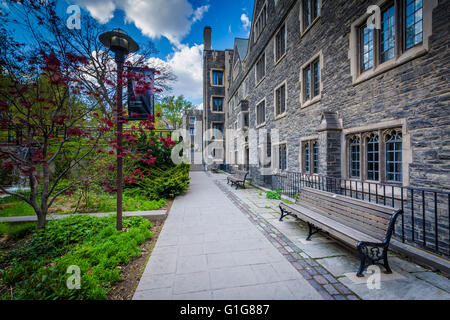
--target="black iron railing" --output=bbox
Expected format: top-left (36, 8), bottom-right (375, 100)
top-left (272, 172), bottom-right (450, 259)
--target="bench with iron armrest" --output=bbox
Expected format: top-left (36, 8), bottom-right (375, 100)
top-left (279, 187), bottom-right (402, 277)
top-left (227, 170), bottom-right (249, 189)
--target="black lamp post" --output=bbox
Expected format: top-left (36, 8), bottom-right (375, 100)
top-left (100, 28), bottom-right (139, 231)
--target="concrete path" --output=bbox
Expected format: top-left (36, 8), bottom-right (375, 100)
top-left (133, 171), bottom-right (322, 300)
top-left (210, 172), bottom-right (450, 300)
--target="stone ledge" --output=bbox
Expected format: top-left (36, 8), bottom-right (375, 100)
top-left (0, 210), bottom-right (167, 224)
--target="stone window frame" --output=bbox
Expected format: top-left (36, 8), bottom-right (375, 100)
top-left (299, 0), bottom-right (322, 37)
top-left (256, 97), bottom-right (266, 128)
top-left (349, 0), bottom-right (437, 86)
top-left (210, 68), bottom-right (225, 87)
top-left (210, 95), bottom-right (225, 114)
top-left (342, 119), bottom-right (411, 186)
top-left (299, 135), bottom-right (319, 174)
top-left (253, 0), bottom-right (268, 44)
top-left (273, 141), bottom-right (288, 173)
top-left (255, 51), bottom-right (266, 87)
top-left (189, 116), bottom-right (196, 124)
top-left (189, 127), bottom-right (195, 135)
top-left (274, 22), bottom-right (287, 65)
top-left (273, 80), bottom-right (287, 120)
top-left (299, 51), bottom-right (323, 109)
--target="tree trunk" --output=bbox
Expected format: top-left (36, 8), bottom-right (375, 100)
top-left (36, 210), bottom-right (47, 231)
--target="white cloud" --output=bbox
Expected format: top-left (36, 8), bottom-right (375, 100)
top-left (241, 13), bottom-right (251, 30)
top-left (74, 0), bottom-right (208, 46)
top-left (148, 44), bottom-right (204, 102)
top-left (192, 5), bottom-right (209, 22)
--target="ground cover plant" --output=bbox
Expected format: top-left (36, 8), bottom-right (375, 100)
top-left (0, 215), bottom-right (152, 300)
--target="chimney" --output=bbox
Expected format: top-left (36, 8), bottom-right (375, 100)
top-left (203, 26), bottom-right (211, 50)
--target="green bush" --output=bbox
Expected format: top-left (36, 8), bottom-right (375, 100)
top-left (266, 189), bottom-right (282, 200)
top-left (132, 163), bottom-right (190, 200)
top-left (0, 215), bottom-right (152, 300)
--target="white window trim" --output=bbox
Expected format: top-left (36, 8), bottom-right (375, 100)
top-left (255, 97), bottom-right (266, 128)
top-left (299, 50), bottom-right (323, 109)
top-left (348, 0), bottom-right (438, 86)
top-left (189, 117), bottom-right (196, 124)
top-left (273, 22), bottom-right (287, 66)
top-left (210, 68), bottom-right (225, 87)
top-left (299, 0), bottom-right (322, 36)
top-left (255, 51), bottom-right (267, 87)
top-left (273, 80), bottom-right (288, 120)
top-left (210, 95), bottom-right (225, 114)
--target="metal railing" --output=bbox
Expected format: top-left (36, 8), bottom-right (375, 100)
top-left (272, 172), bottom-right (450, 259)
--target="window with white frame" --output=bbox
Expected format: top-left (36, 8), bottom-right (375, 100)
top-left (275, 24), bottom-right (286, 62)
top-left (274, 82), bottom-right (286, 117)
top-left (212, 97), bottom-right (224, 112)
top-left (256, 53), bottom-right (266, 84)
top-left (346, 129), bottom-right (403, 183)
top-left (212, 70), bottom-right (224, 86)
top-left (212, 123), bottom-right (224, 140)
top-left (256, 100), bottom-right (265, 126)
top-left (254, 3), bottom-right (267, 42)
top-left (189, 127), bottom-right (195, 135)
top-left (189, 117), bottom-right (195, 124)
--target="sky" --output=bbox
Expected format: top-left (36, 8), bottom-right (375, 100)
top-left (3, 0), bottom-right (256, 108)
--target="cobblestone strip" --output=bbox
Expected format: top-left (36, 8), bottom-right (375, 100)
top-left (211, 176), bottom-right (360, 300)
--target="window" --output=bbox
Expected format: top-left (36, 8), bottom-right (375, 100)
top-left (304, 142), bottom-right (310, 173)
top-left (254, 4), bottom-right (267, 42)
top-left (302, 0), bottom-right (320, 31)
top-left (345, 128), bottom-right (403, 183)
top-left (212, 97), bottom-right (223, 112)
top-left (278, 144), bottom-right (287, 171)
top-left (349, 136), bottom-right (360, 178)
top-left (366, 134), bottom-right (379, 181)
top-left (360, 25), bottom-right (374, 71)
top-left (212, 123), bottom-right (224, 140)
top-left (256, 100), bottom-right (265, 125)
top-left (385, 130), bottom-right (402, 182)
top-left (380, 5), bottom-right (396, 63)
top-left (275, 83), bottom-right (286, 116)
top-left (212, 70), bottom-right (224, 86)
top-left (275, 24), bottom-right (286, 62)
top-left (302, 58), bottom-right (320, 102)
top-left (256, 53), bottom-right (265, 83)
top-left (189, 128), bottom-right (195, 135)
top-left (405, 0), bottom-right (423, 49)
top-left (302, 139), bottom-right (318, 174)
top-left (312, 141), bottom-right (319, 174)
top-left (189, 117), bottom-right (195, 124)
top-left (357, 0), bottom-right (425, 76)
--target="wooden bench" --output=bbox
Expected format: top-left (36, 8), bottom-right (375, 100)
top-left (279, 187), bottom-right (402, 277)
top-left (227, 170), bottom-right (249, 189)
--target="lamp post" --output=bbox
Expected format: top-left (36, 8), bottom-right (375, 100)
top-left (100, 29), bottom-right (139, 231)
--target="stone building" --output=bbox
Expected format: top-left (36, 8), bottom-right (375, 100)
top-left (202, 0), bottom-right (449, 192)
top-left (181, 109), bottom-right (204, 170)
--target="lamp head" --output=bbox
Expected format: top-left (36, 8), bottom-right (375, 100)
top-left (99, 28), bottom-right (139, 55)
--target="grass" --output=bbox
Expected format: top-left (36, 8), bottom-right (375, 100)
top-left (0, 193), bottom-right (167, 218)
top-left (0, 215), bottom-right (152, 300)
top-left (0, 222), bottom-right (36, 239)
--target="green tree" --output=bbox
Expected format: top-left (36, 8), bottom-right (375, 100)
top-left (155, 95), bottom-right (195, 130)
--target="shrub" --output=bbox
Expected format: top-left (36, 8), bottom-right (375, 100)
top-left (266, 189), bottom-right (282, 200)
top-left (0, 215), bottom-right (152, 300)
top-left (0, 223), bottom-right (36, 239)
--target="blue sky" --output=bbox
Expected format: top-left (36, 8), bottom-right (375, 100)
top-left (2, 0), bottom-right (255, 106)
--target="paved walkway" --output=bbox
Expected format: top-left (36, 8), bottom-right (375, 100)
top-left (133, 171), bottom-right (323, 300)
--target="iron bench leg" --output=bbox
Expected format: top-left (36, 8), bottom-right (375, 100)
top-left (306, 222), bottom-right (319, 241)
top-left (356, 241), bottom-right (392, 277)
